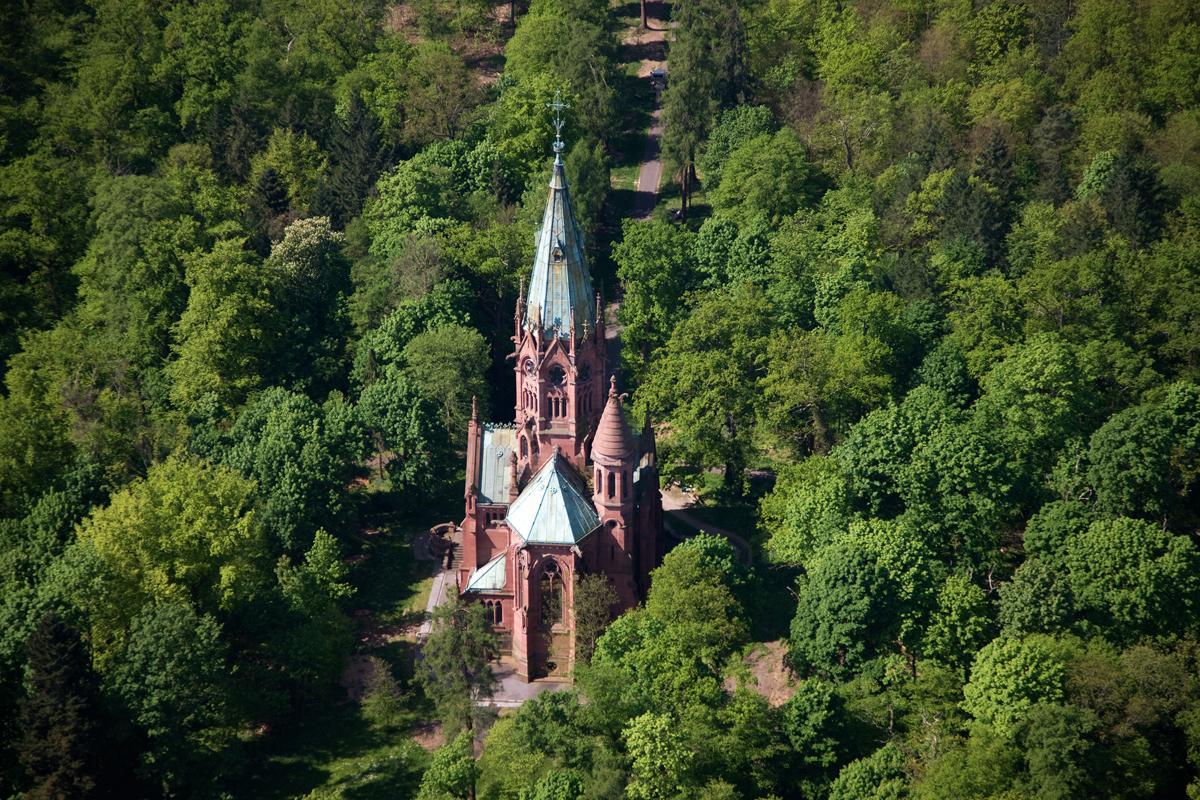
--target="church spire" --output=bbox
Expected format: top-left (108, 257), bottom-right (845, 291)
top-left (523, 90), bottom-right (595, 340)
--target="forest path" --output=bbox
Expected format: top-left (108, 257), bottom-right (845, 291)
top-left (660, 484), bottom-right (754, 564)
top-left (620, 1), bottom-right (670, 219)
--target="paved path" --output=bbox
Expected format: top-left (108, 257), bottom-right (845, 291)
top-left (417, 567), bottom-right (453, 639)
top-left (487, 659), bottom-right (571, 708)
top-left (660, 482), bottom-right (755, 565)
top-left (633, 107), bottom-right (663, 219)
top-left (621, 1), bottom-right (669, 219)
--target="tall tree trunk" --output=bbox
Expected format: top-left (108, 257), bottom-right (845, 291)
top-left (680, 164), bottom-right (690, 218)
top-left (640, 0), bottom-right (648, 28)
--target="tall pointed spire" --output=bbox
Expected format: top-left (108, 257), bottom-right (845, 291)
top-left (523, 89), bottom-right (596, 340)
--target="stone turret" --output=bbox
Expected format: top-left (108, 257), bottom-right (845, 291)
top-left (590, 376), bottom-right (640, 607)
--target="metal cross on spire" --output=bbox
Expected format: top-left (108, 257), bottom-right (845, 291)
top-left (547, 88), bottom-right (570, 159)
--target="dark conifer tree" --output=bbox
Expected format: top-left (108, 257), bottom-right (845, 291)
top-left (972, 129), bottom-right (1016, 267)
top-left (316, 96), bottom-right (384, 229)
top-left (257, 168), bottom-right (290, 216)
top-left (17, 613), bottom-right (106, 800)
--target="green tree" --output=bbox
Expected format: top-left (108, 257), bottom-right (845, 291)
top-left (528, 768), bottom-right (585, 800)
top-left (572, 574), bottom-right (617, 665)
top-left (789, 540), bottom-right (896, 676)
top-left (624, 712), bottom-right (693, 800)
top-left (74, 458), bottom-right (268, 661)
top-left (1065, 517), bottom-right (1200, 642)
top-left (417, 596), bottom-right (498, 733)
top-left (639, 287), bottom-right (770, 497)
top-left (759, 455), bottom-right (850, 566)
top-left (711, 129), bottom-right (819, 227)
top-left (998, 559), bottom-right (1075, 637)
top-left (401, 324), bottom-right (491, 440)
top-left (417, 732), bottom-right (477, 800)
top-left (613, 220), bottom-right (697, 378)
top-left (223, 388), bottom-right (366, 554)
top-left (779, 679), bottom-right (847, 798)
top-left (644, 534), bottom-right (749, 663)
top-left (973, 334), bottom-right (1098, 496)
top-left (962, 636), bottom-right (1065, 737)
top-left (264, 217), bottom-right (353, 394)
top-left (828, 743), bottom-right (907, 800)
top-left (838, 386), bottom-right (963, 518)
top-left (1019, 702), bottom-right (1101, 800)
top-left (923, 574), bottom-right (995, 675)
top-left (249, 128), bottom-right (329, 216)
top-left (897, 420), bottom-right (1013, 566)
top-left (699, 105), bottom-right (775, 190)
top-left (358, 368), bottom-right (455, 502)
top-left (401, 42), bottom-right (482, 147)
top-left (108, 601), bottom-right (235, 796)
top-left (503, 0), bottom-right (620, 144)
top-left (168, 239), bottom-right (275, 413)
top-left (364, 146), bottom-right (472, 258)
top-left (1086, 384), bottom-right (1200, 523)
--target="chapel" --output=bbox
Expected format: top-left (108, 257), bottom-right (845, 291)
top-left (456, 117), bottom-right (663, 682)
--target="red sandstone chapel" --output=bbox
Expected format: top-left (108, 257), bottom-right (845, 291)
top-left (455, 104), bottom-right (663, 682)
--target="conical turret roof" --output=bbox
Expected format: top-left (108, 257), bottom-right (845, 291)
top-left (592, 376), bottom-right (637, 465)
top-left (524, 152), bottom-right (595, 339)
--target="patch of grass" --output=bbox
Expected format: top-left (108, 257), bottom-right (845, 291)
top-left (232, 702), bottom-right (429, 800)
top-left (350, 521), bottom-right (438, 627)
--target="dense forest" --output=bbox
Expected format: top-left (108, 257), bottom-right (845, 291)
top-left (2, 0), bottom-right (1200, 798)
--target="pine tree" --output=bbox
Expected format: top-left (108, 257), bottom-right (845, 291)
top-left (17, 613), bottom-right (105, 800)
top-left (318, 96), bottom-right (383, 229)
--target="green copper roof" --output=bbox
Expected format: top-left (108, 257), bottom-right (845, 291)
top-left (524, 154), bottom-right (595, 339)
top-left (506, 453), bottom-right (600, 545)
top-left (464, 553), bottom-right (507, 593)
top-left (477, 425), bottom-right (516, 504)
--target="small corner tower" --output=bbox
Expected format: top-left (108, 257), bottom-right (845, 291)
top-left (590, 376), bottom-right (641, 609)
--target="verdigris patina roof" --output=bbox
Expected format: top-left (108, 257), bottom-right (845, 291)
top-left (464, 552), bottom-right (507, 593)
top-left (477, 424), bottom-right (516, 504)
top-left (506, 452), bottom-right (600, 545)
top-left (524, 150), bottom-right (595, 339)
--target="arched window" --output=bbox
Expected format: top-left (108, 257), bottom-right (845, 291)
top-left (606, 471), bottom-right (615, 498)
top-left (621, 471), bottom-right (628, 499)
top-left (539, 560), bottom-right (564, 629)
top-left (495, 601), bottom-right (503, 624)
top-left (520, 436), bottom-right (528, 457)
top-left (595, 468), bottom-right (601, 488)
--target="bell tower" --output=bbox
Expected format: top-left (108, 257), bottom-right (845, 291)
top-left (513, 91), bottom-right (606, 479)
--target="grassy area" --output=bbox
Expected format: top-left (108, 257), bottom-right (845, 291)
top-left (232, 701), bottom-right (429, 800)
top-left (350, 516), bottom-right (439, 627)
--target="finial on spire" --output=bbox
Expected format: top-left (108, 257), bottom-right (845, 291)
top-left (609, 374), bottom-right (618, 398)
top-left (547, 88), bottom-right (570, 162)
top-left (471, 395), bottom-right (479, 422)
